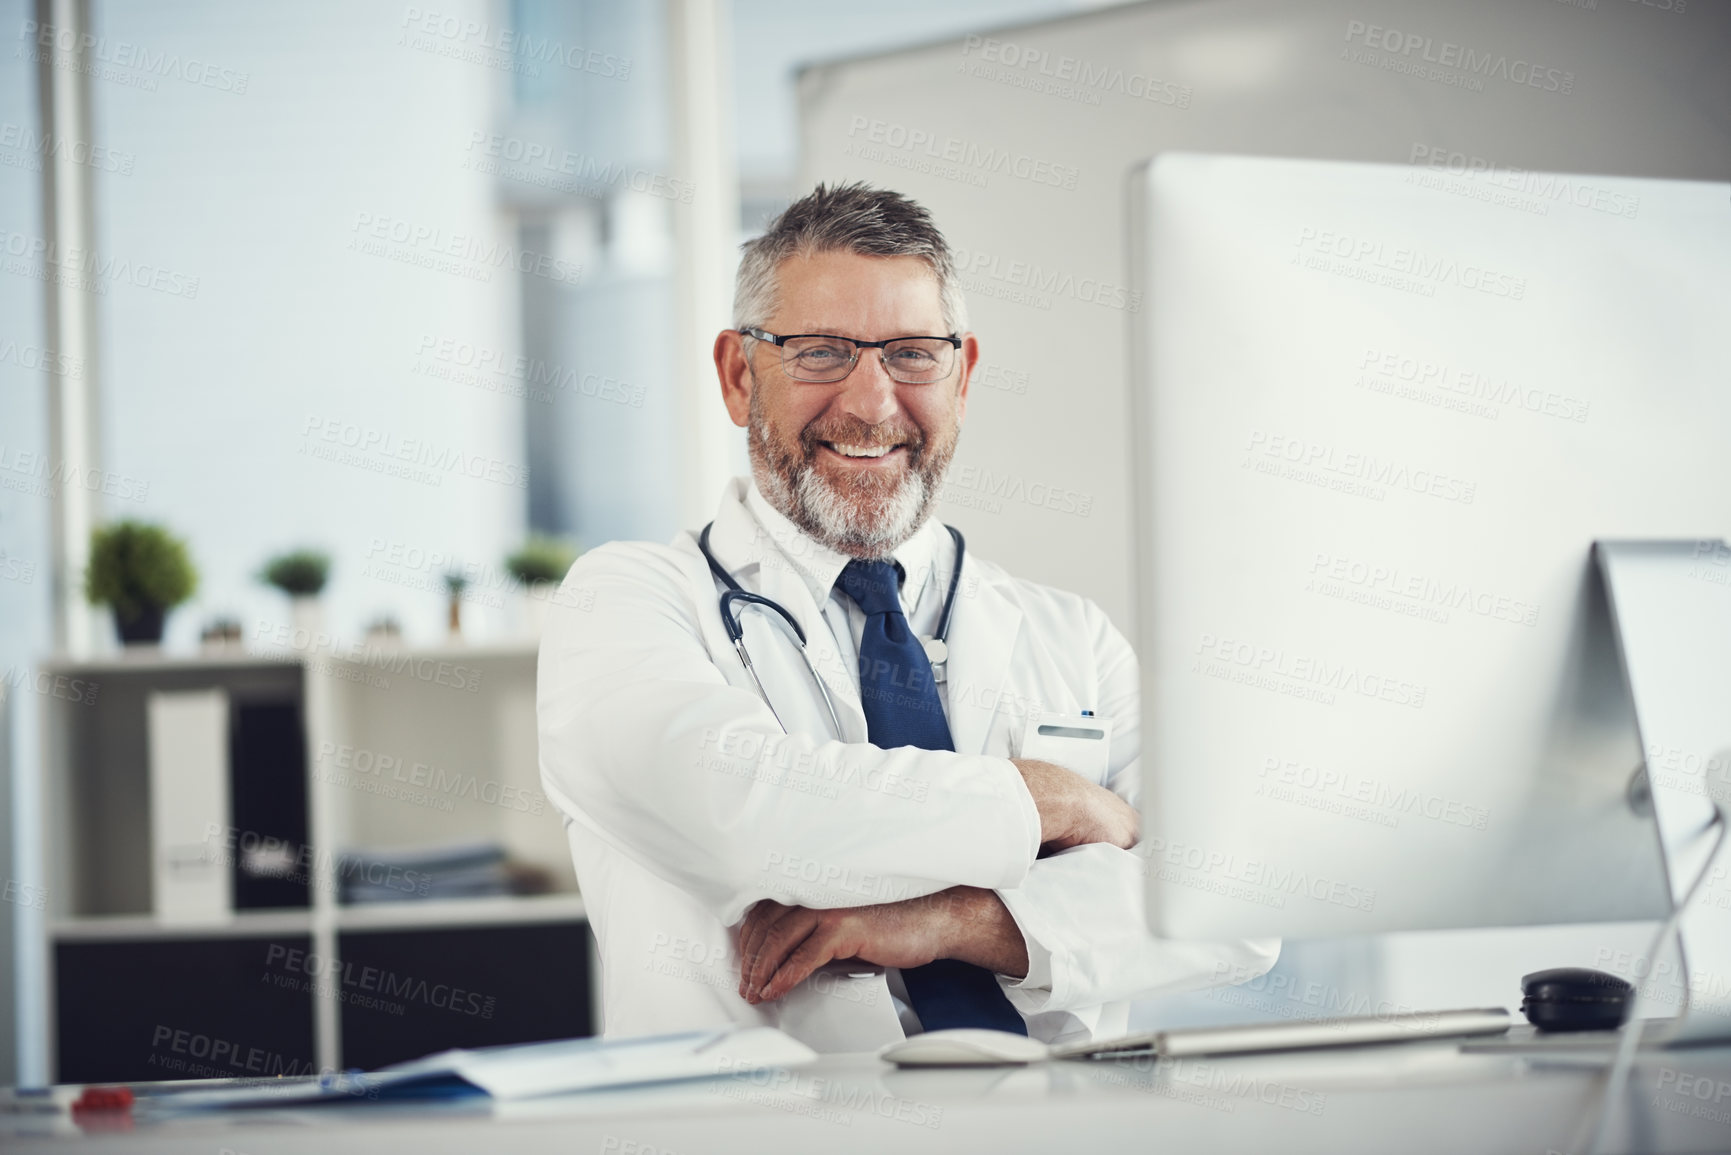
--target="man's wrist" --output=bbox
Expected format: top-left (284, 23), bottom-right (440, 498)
top-left (931, 886), bottom-right (1029, 980)
top-left (1011, 758), bottom-right (1074, 849)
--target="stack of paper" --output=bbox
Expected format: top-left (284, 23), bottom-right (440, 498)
top-left (338, 841), bottom-right (512, 903)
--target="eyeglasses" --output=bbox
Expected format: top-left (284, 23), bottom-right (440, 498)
top-left (741, 328), bottom-right (962, 385)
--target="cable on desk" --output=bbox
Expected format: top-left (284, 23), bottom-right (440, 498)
top-left (1571, 802), bottom-right (1726, 1155)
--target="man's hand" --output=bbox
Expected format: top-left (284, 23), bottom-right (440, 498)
top-left (1012, 758), bottom-right (1139, 852)
top-left (735, 887), bottom-right (1029, 1005)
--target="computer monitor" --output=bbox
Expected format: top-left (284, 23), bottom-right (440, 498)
top-left (1127, 154), bottom-right (1731, 954)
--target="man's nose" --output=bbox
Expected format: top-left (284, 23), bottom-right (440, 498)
top-left (834, 351), bottom-right (899, 425)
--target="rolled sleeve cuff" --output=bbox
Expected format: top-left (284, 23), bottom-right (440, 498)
top-left (994, 885), bottom-right (1066, 1010)
top-left (1004, 759), bottom-right (1042, 864)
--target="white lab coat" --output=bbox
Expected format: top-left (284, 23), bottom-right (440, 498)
top-left (537, 477), bottom-right (1277, 1052)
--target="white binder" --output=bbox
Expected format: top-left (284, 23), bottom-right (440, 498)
top-left (147, 688), bottom-right (232, 923)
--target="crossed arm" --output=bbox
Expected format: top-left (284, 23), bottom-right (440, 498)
top-left (737, 757), bottom-right (1139, 1004)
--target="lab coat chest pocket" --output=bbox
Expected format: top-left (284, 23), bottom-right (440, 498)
top-left (1014, 711), bottom-right (1113, 786)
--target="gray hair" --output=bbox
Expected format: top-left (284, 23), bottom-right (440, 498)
top-left (733, 182), bottom-right (968, 336)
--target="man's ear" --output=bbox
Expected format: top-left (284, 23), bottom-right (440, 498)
top-left (715, 329), bottom-right (752, 428)
top-left (955, 332), bottom-right (980, 423)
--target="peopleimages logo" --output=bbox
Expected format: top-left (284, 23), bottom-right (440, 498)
top-left (1243, 429), bottom-right (1478, 507)
top-left (463, 132), bottom-right (692, 204)
top-left (1194, 630), bottom-right (1428, 711)
top-left (0, 120), bottom-right (134, 175)
top-left (1407, 145), bottom-right (1639, 220)
top-left (0, 338), bottom-right (83, 378)
top-left (19, 19), bottom-right (251, 93)
top-left (843, 116), bottom-right (1080, 191)
top-left (1293, 228), bottom-right (1526, 301)
top-left (414, 335), bottom-right (647, 408)
top-left (399, 7), bottom-right (632, 80)
top-left (299, 415), bottom-right (529, 490)
top-left (957, 34), bottom-right (1192, 109)
top-left (347, 212), bottom-right (582, 286)
top-left (1342, 20), bottom-right (1575, 94)
top-left (1145, 836), bottom-right (1378, 912)
top-left (1356, 347), bottom-right (1590, 425)
top-left (951, 246), bottom-right (1140, 312)
top-left (0, 444), bottom-right (150, 503)
top-left (1309, 549), bottom-right (1540, 628)
top-left (0, 229), bottom-right (200, 299)
top-left (1257, 755), bottom-right (1491, 831)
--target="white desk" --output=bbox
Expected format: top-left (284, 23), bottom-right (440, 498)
top-left (6, 1037), bottom-right (1731, 1154)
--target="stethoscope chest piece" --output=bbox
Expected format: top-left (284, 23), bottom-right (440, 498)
top-left (922, 636), bottom-right (949, 679)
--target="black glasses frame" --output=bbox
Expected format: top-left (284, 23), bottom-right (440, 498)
top-left (740, 328), bottom-right (962, 384)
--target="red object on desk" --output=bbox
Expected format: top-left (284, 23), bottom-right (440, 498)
top-left (71, 1085), bottom-right (135, 1133)
top-left (70, 1087), bottom-right (135, 1135)
top-left (71, 1085), bottom-right (134, 1112)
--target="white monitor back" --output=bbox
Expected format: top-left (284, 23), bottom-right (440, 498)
top-left (1130, 152), bottom-right (1731, 939)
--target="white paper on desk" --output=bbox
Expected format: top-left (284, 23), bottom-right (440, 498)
top-left (393, 1027), bottom-right (815, 1099)
top-left (148, 1027), bottom-right (815, 1109)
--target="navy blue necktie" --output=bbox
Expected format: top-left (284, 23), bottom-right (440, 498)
top-left (836, 559), bottom-right (1028, 1036)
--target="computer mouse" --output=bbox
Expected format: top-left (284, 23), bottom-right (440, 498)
top-left (1520, 967), bottom-right (1635, 1032)
top-left (878, 1028), bottom-right (1052, 1067)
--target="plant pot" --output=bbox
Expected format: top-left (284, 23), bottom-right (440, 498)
top-left (115, 604), bottom-right (166, 646)
top-left (290, 595), bottom-right (327, 652)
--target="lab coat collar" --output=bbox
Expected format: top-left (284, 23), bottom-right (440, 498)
top-left (717, 478), bottom-right (1021, 758)
top-left (738, 479), bottom-right (946, 614)
top-left (939, 543), bottom-right (1023, 759)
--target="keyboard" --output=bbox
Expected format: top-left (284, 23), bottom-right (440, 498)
top-left (1049, 1007), bottom-right (1512, 1060)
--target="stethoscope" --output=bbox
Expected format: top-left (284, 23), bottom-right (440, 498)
top-left (696, 521), bottom-right (967, 737)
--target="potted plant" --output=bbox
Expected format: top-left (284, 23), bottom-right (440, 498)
top-left (444, 570), bottom-right (469, 639)
top-left (85, 521), bottom-right (197, 646)
top-left (260, 549), bottom-right (331, 649)
top-left (505, 536), bottom-right (579, 637)
top-left (363, 614), bottom-right (402, 648)
top-left (200, 615), bottom-right (244, 653)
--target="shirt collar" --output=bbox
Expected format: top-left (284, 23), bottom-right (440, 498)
top-left (743, 478), bottom-right (945, 612)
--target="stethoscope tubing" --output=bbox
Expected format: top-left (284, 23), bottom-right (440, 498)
top-left (696, 521), bottom-right (965, 738)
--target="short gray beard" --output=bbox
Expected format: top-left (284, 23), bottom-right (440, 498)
top-left (748, 380), bottom-right (956, 560)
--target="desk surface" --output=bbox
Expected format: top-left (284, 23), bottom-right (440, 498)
top-left (7, 1038), bottom-right (1731, 1155)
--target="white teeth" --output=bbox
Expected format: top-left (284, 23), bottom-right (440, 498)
top-left (834, 444), bottom-right (892, 458)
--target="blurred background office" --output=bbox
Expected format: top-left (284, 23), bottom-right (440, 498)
top-left (1, 0), bottom-right (1727, 1088)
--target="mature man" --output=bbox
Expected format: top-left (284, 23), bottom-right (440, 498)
top-left (538, 183), bottom-right (1275, 1052)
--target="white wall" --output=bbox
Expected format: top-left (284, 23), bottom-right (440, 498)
top-left (88, 0), bottom-right (524, 650)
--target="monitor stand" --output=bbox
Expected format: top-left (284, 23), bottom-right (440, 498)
top-left (1595, 540), bottom-right (1731, 1046)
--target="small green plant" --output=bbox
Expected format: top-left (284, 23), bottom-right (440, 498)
top-left (85, 521), bottom-right (197, 626)
top-left (260, 549), bottom-right (330, 596)
top-left (505, 536), bottom-right (578, 586)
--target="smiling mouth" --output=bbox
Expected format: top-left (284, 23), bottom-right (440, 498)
top-left (820, 442), bottom-right (906, 461)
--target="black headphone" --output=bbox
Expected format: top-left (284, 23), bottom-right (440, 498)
top-left (1521, 968), bottom-right (1635, 1032)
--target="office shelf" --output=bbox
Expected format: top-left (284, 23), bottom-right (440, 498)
top-left (49, 910), bottom-right (317, 941)
top-left (38, 651), bottom-right (300, 676)
top-left (31, 641), bottom-right (591, 1082)
top-left (334, 892), bottom-right (587, 929)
